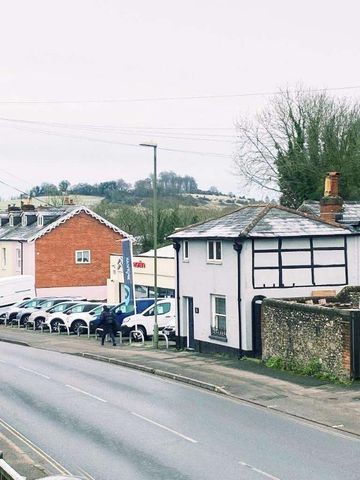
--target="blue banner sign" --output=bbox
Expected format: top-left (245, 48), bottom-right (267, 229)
top-left (122, 239), bottom-right (136, 314)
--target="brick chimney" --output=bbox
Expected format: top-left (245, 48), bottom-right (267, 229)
top-left (320, 172), bottom-right (343, 222)
top-left (21, 198), bottom-right (35, 211)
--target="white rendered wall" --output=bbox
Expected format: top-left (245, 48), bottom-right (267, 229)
top-left (178, 240), bottom-right (239, 350)
top-left (22, 242), bottom-right (35, 276)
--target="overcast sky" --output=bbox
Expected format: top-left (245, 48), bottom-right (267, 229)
top-left (0, 0), bottom-right (359, 200)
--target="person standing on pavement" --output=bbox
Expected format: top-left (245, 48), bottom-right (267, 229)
top-left (98, 306), bottom-right (117, 346)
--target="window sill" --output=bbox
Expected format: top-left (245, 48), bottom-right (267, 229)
top-left (206, 260), bottom-right (222, 265)
top-left (209, 334), bottom-right (228, 343)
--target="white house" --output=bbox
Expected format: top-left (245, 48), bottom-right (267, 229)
top-left (169, 204), bottom-right (360, 357)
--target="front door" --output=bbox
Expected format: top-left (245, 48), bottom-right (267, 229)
top-left (187, 297), bottom-right (195, 349)
top-left (252, 296), bottom-right (265, 357)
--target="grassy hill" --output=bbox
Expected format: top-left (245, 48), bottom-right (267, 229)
top-left (1, 195), bottom-right (104, 210)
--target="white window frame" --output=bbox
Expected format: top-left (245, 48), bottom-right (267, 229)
top-left (9, 215), bottom-right (14, 227)
top-left (1, 247), bottom-right (6, 269)
top-left (210, 294), bottom-right (227, 337)
top-left (207, 240), bottom-right (222, 263)
top-left (37, 215), bottom-right (44, 227)
top-left (183, 240), bottom-right (189, 261)
top-left (16, 248), bottom-right (21, 271)
top-left (75, 250), bottom-right (91, 264)
top-left (21, 215), bottom-right (27, 227)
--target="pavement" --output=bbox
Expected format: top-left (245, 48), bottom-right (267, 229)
top-left (1, 324), bottom-right (360, 442)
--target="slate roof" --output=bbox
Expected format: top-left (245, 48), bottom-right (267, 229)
top-left (169, 204), bottom-right (351, 240)
top-left (299, 200), bottom-right (360, 225)
top-left (0, 206), bottom-right (132, 242)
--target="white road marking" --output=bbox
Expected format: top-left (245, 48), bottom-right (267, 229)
top-left (131, 412), bottom-right (198, 443)
top-left (19, 366), bottom-right (50, 380)
top-left (0, 417), bottom-right (72, 475)
top-left (65, 384), bottom-right (107, 403)
top-left (239, 461), bottom-right (281, 480)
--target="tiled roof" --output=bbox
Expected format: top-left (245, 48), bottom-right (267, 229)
top-left (0, 206), bottom-right (132, 242)
top-left (299, 200), bottom-right (360, 224)
top-left (169, 204), bottom-right (350, 240)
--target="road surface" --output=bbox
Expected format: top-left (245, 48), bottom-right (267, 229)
top-left (0, 342), bottom-right (359, 480)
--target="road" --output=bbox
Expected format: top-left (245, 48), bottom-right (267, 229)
top-left (0, 342), bottom-right (359, 480)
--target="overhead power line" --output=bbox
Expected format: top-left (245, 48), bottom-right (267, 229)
top-left (0, 120), bottom-right (234, 158)
top-left (0, 85), bottom-right (359, 104)
top-left (0, 117), bottom-right (236, 143)
top-left (0, 178), bottom-right (51, 205)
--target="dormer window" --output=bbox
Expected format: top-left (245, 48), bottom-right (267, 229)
top-left (9, 215), bottom-right (14, 227)
top-left (21, 215), bottom-right (27, 227)
top-left (37, 215), bottom-right (44, 227)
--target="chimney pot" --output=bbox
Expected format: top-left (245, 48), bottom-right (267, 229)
top-left (320, 172), bottom-right (343, 222)
top-left (324, 171), bottom-right (340, 197)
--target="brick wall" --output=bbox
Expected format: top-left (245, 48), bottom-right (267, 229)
top-left (262, 298), bottom-right (353, 381)
top-left (35, 212), bottom-right (124, 288)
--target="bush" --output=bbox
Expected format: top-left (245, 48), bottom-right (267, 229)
top-left (266, 356), bottom-right (285, 369)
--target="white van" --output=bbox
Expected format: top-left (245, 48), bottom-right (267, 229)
top-left (0, 275), bottom-right (35, 310)
top-left (121, 298), bottom-right (176, 339)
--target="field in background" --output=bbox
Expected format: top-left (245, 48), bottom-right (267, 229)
top-left (0, 195), bottom-right (104, 210)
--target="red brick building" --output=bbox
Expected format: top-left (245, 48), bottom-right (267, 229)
top-left (0, 205), bottom-right (131, 300)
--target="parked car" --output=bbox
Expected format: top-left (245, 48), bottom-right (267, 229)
top-left (64, 303), bottom-right (106, 334)
top-left (120, 298), bottom-right (176, 339)
top-left (14, 298), bottom-right (76, 326)
top-left (5, 297), bottom-right (50, 325)
top-left (0, 298), bottom-right (37, 324)
top-left (45, 302), bottom-right (103, 333)
top-left (27, 299), bottom-right (87, 329)
top-left (89, 298), bottom-right (155, 334)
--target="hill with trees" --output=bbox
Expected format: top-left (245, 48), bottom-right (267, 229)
top-left (26, 171), bottom-right (257, 252)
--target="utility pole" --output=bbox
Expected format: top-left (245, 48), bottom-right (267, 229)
top-left (139, 142), bottom-right (159, 348)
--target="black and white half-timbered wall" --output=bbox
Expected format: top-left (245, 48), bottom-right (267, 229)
top-left (170, 204), bottom-right (358, 358)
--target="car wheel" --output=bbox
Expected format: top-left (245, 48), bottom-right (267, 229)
top-left (21, 313), bottom-right (30, 326)
top-left (50, 318), bottom-right (63, 333)
top-left (133, 325), bottom-right (147, 341)
top-left (34, 317), bottom-right (45, 330)
top-left (72, 319), bottom-right (86, 335)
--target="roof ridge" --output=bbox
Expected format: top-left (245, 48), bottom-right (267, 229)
top-left (240, 204), bottom-right (272, 237)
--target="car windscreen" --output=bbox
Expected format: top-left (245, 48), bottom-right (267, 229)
top-left (24, 299), bottom-right (41, 308)
top-left (84, 304), bottom-right (101, 312)
top-left (52, 303), bottom-right (75, 313)
top-left (114, 303), bottom-right (134, 314)
top-left (40, 300), bottom-right (55, 309)
top-left (91, 305), bottom-right (104, 315)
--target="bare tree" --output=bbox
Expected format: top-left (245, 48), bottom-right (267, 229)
top-left (234, 88), bottom-right (360, 207)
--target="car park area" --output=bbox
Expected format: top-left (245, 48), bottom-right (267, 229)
top-left (0, 295), bottom-right (176, 348)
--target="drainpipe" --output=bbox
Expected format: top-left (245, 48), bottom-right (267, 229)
top-left (233, 240), bottom-right (243, 357)
top-left (173, 241), bottom-right (181, 350)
